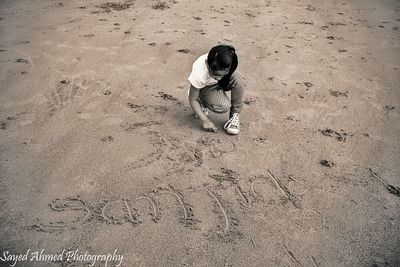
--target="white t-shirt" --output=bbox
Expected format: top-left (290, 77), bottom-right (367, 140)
top-left (188, 53), bottom-right (218, 89)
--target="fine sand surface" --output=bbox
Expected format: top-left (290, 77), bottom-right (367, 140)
top-left (1, 0), bottom-right (400, 266)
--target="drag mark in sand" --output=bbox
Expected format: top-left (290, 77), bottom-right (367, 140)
top-left (284, 245), bottom-right (304, 267)
top-left (156, 91), bottom-right (180, 103)
top-left (209, 168), bottom-right (238, 183)
top-left (369, 168), bottom-right (400, 197)
top-left (284, 246), bottom-right (321, 267)
top-left (197, 135), bottom-right (237, 158)
top-left (121, 133), bottom-right (237, 176)
top-left (287, 209), bottom-right (326, 230)
top-left (123, 149), bottom-right (162, 172)
top-left (93, 0), bottom-right (134, 13)
top-left (266, 170), bottom-right (289, 199)
top-left (99, 199), bottom-right (126, 225)
top-left (136, 195), bottom-right (160, 222)
top-left (266, 170), bottom-right (301, 208)
top-left (124, 199), bottom-right (139, 224)
top-left (120, 121), bottom-right (163, 131)
top-left (157, 186), bottom-right (188, 219)
top-left (31, 197), bottom-right (92, 232)
top-left (155, 185), bottom-right (197, 226)
top-left (204, 186), bottom-right (229, 233)
top-left (235, 184), bottom-right (249, 206)
top-left (250, 179), bottom-right (263, 200)
top-left (310, 255), bottom-right (320, 267)
top-left (98, 199), bottom-right (140, 225)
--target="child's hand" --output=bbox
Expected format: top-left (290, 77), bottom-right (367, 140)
top-left (202, 120), bottom-right (218, 132)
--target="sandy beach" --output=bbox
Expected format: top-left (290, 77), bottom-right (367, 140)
top-left (0, 0), bottom-right (399, 266)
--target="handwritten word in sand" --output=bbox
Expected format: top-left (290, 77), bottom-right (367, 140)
top-left (31, 172), bottom-right (326, 240)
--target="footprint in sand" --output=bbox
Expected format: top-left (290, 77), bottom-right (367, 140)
top-left (46, 79), bottom-right (79, 114)
top-left (45, 74), bottom-right (111, 116)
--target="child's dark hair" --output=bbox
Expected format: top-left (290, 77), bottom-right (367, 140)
top-left (207, 44), bottom-right (238, 90)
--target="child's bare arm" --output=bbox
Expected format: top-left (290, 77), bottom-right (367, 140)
top-left (188, 85), bottom-right (207, 122)
top-left (188, 85), bottom-right (218, 132)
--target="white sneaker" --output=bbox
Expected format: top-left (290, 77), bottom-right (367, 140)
top-left (224, 113), bottom-right (240, 135)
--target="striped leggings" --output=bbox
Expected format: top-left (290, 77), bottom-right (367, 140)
top-left (199, 72), bottom-right (246, 115)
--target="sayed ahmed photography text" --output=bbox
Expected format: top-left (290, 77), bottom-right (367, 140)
top-left (0, 248), bottom-right (123, 266)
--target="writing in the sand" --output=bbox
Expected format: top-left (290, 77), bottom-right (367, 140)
top-left (32, 174), bottom-right (304, 233)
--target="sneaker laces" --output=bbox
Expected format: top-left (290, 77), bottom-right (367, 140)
top-left (224, 113), bottom-right (240, 129)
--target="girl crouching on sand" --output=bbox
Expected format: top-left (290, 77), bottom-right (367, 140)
top-left (188, 44), bottom-right (245, 135)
